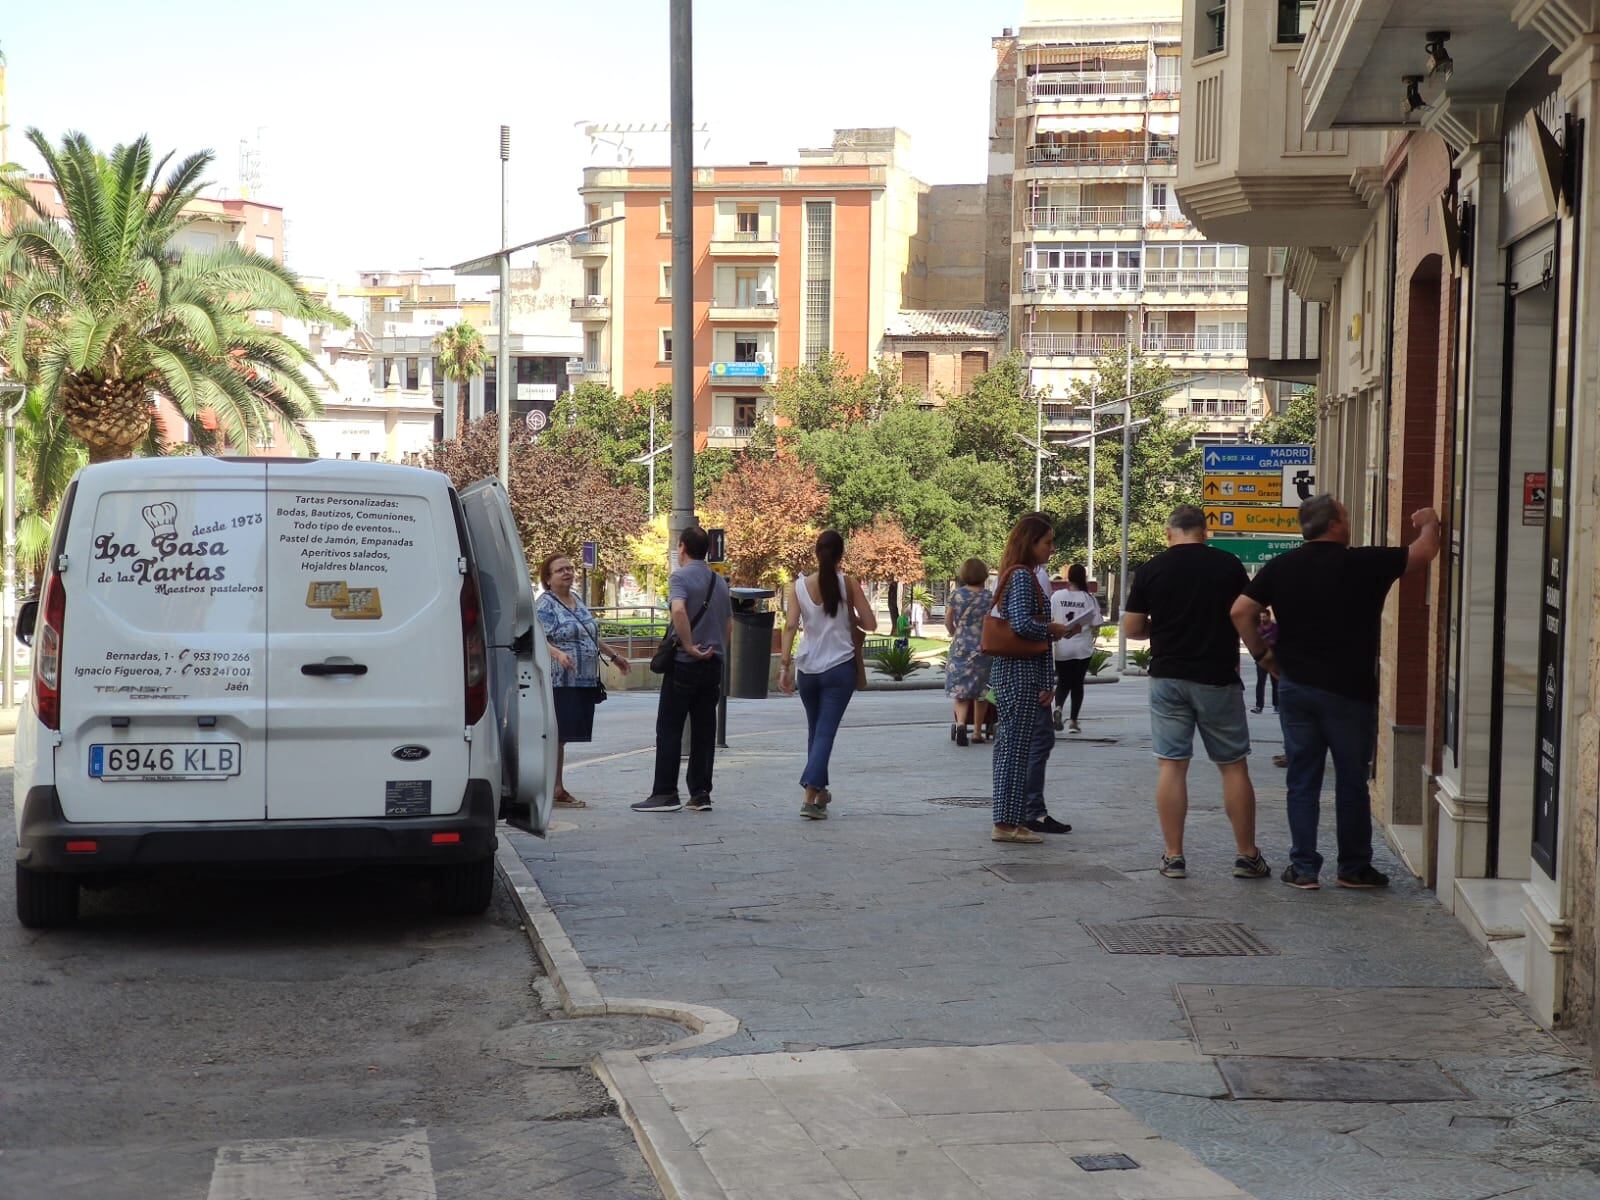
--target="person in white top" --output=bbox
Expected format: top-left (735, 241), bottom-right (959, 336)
top-left (779, 530), bottom-right (878, 820)
top-left (1050, 563), bottom-right (1103, 733)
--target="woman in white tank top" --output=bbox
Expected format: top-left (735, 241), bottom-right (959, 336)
top-left (779, 530), bottom-right (878, 820)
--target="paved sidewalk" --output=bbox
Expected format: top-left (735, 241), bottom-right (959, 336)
top-left (514, 681), bottom-right (1599, 1200)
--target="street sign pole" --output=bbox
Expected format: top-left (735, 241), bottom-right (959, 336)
top-left (497, 125), bottom-right (512, 489)
top-left (1117, 330), bottom-right (1133, 673)
top-left (668, 0), bottom-right (696, 567)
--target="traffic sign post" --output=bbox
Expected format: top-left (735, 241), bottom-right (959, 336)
top-left (1202, 474), bottom-right (1283, 504)
top-left (1204, 505), bottom-right (1302, 534)
top-left (1210, 536), bottom-right (1301, 566)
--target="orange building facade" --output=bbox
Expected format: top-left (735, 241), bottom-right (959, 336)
top-left (576, 129), bottom-right (934, 447)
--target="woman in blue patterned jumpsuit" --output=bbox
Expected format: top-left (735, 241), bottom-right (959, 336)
top-left (990, 514), bottom-right (1073, 844)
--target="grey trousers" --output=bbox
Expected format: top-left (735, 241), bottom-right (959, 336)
top-left (1023, 699), bottom-right (1056, 822)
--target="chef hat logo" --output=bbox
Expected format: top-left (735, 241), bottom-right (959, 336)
top-left (141, 501), bottom-right (179, 538)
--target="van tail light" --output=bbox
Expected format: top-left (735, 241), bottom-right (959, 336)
top-left (460, 571), bottom-right (489, 726)
top-left (33, 567), bottom-right (66, 731)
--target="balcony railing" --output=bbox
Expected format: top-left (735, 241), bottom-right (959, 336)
top-left (706, 424), bottom-right (757, 446)
top-left (1187, 400), bottom-right (1250, 418)
top-left (1022, 332), bottom-right (1129, 356)
top-left (570, 297), bottom-right (610, 319)
top-left (1041, 403), bottom-right (1090, 426)
top-left (1024, 141), bottom-right (1178, 167)
top-left (1144, 332), bottom-right (1248, 353)
top-left (1027, 72), bottom-right (1147, 101)
top-left (1026, 205), bottom-right (1143, 231)
top-left (571, 226), bottom-right (610, 247)
top-left (1142, 268), bottom-right (1249, 291)
top-left (1023, 268), bottom-right (1142, 295)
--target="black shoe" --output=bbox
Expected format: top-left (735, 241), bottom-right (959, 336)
top-left (1250, 706), bottom-right (1263, 714)
top-left (1281, 865), bottom-right (1320, 890)
top-left (1026, 815), bottom-right (1073, 834)
top-left (1159, 854), bottom-right (1187, 879)
top-left (631, 794), bottom-right (683, 813)
top-left (956, 724), bottom-right (969, 747)
top-left (1233, 851), bottom-right (1271, 879)
top-left (1336, 865), bottom-right (1390, 889)
top-left (950, 722), bottom-right (958, 742)
top-left (685, 794), bottom-right (713, 812)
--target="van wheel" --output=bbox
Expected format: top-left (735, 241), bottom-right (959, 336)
top-left (16, 866), bottom-right (80, 929)
top-left (433, 857), bottom-right (494, 916)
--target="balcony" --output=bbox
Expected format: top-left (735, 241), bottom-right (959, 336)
top-left (1145, 332), bottom-right (1248, 355)
top-left (708, 298), bottom-right (779, 322)
top-left (1025, 205), bottom-right (1143, 232)
top-left (570, 226), bottom-right (610, 258)
top-left (705, 425), bottom-right (756, 449)
top-left (1024, 141), bottom-right (1179, 169)
top-left (709, 360), bottom-right (772, 385)
top-left (1022, 332), bottom-right (1129, 358)
top-left (1187, 399), bottom-right (1250, 419)
top-left (1025, 71), bottom-right (1148, 103)
top-left (1041, 403), bottom-right (1091, 431)
top-left (1022, 268), bottom-right (1142, 298)
top-left (570, 296), bottom-right (610, 322)
top-left (569, 361), bottom-right (608, 386)
top-left (709, 229), bottom-right (779, 257)
top-left (1142, 268), bottom-right (1249, 293)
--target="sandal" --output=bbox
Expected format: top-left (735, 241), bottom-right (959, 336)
top-left (553, 791), bottom-right (588, 809)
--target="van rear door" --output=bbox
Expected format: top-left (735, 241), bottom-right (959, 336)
top-left (262, 462), bottom-right (469, 819)
top-left (55, 459), bottom-right (268, 823)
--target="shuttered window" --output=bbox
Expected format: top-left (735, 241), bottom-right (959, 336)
top-left (960, 352), bottom-right (989, 393)
top-left (901, 352), bottom-right (930, 395)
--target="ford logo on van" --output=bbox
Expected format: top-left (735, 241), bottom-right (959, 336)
top-left (392, 745), bottom-right (430, 762)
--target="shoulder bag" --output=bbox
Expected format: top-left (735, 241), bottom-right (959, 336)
top-left (650, 573), bottom-right (718, 675)
top-left (846, 575), bottom-right (870, 691)
top-left (980, 566), bottom-right (1050, 659)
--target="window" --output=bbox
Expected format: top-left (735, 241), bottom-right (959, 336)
top-left (736, 206), bottom-right (760, 238)
top-left (260, 210), bottom-right (270, 226)
top-left (1277, 0), bottom-right (1315, 44)
top-left (661, 265), bottom-right (672, 298)
top-left (901, 351), bottom-right (930, 394)
top-left (585, 267), bottom-right (602, 298)
top-left (585, 331), bottom-right (602, 366)
top-left (734, 397), bottom-right (760, 428)
top-left (734, 333), bottom-right (760, 363)
top-left (1203, 1), bottom-right (1227, 55)
top-left (660, 199), bottom-right (673, 233)
top-left (803, 201), bottom-right (833, 364)
top-left (405, 357), bottom-right (420, 390)
top-left (960, 352), bottom-right (989, 393)
top-left (431, 357), bottom-right (444, 403)
top-left (375, 359), bottom-right (389, 389)
top-left (735, 267), bottom-right (763, 306)
top-left (255, 234), bottom-right (276, 259)
top-left (660, 329), bottom-right (673, 363)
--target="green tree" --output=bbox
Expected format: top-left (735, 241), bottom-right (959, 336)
top-left (765, 352), bottom-right (905, 435)
top-left (1253, 388), bottom-right (1318, 446)
top-left (544, 382), bottom-right (669, 501)
top-left (433, 321), bottom-right (488, 437)
top-left (944, 352), bottom-right (1039, 512)
top-left (0, 129), bottom-right (341, 467)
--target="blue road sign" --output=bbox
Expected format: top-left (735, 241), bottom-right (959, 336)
top-left (581, 540), bottom-right (598, 569)
top-left (1201, 444), bottom-right (1314, 473)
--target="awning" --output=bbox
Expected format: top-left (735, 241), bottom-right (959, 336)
top-left (1148, 113), bottom-right (1179, 137)
top-left (1037, 113), bottom-right (1145, 133)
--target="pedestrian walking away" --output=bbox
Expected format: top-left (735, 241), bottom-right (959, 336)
top-left (944, 558), bottom-right (994, 746)
top-left (1123, 505), bottom-right (1268, 881)
top-left (983, 514), bottom-right (1076, 844)
top-left (535, 554), bottom-right (632, 808)
top-left (779, 530), bottom-right (878, 820)
top-left (1051, 562), bottom-right (1102, 733)
top-left (1233, 495), bottom-right (1441, 890)
top-left (1251, 608), bottom-right (1280, 713)
top-left (633, 526), bottom-right (732, 815)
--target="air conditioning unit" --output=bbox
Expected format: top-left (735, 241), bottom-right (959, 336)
top-left (754, 351), bottom-right (772, 365)
top-left (709, 425), bottom-right (733, 437)
top-left (754, 287), bottom-right (775, 306)
top-left (585, 295), bottom-right (606, 306)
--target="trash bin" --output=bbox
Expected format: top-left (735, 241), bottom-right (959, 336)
top-left (727, 586), bottom-right (776, 699)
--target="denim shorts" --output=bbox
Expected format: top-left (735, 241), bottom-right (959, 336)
top-left (1148, 677), bottom-right (1250, 763)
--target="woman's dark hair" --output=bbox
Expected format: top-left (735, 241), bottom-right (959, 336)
top-left (1067, 562), bottom-right (1087, 589)
top-left (539, 552), bottom-right (570, 587)
top-left (958, 557), bottom-right (988, 587)
top-left (998, 512), bottom-right (1055, 578)
top-left (815, 529), bottom-right (845, 617)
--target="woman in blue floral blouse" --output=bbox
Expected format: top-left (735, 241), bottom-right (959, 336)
top-left (537, 553), bottom-right (631, 808)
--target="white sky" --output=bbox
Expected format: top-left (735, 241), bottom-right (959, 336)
top-left (3, 1), bottom-right (1019, 280)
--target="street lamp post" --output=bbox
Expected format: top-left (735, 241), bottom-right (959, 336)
top-left (1119, 324), bottom-right (1134, 671)
top-left (0, 378), bottom-right (25, 710)
top-left (1086, 383), bottom-right (1096, 585)
top-left (669, 0), bottom-right (696, 555)
top-left (496, 125), bottom-right (512, 488)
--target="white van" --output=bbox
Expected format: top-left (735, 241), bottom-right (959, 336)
top-left (12, 458), bottom-right (556, 927)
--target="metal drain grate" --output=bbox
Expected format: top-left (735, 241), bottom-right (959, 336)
top-left (1072, 1153), bottom-right (1140, 1172)
top-left (924, 796), bottom-right (991, 808)
top-left (1083, 921), bottom-right (1275, 957)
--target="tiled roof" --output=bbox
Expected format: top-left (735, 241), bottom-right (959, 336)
top-left (884, 309), bottom-right (1009, 339)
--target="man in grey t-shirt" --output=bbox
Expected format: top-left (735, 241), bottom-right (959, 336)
top-left (634, 526), bottom-right (732, 814)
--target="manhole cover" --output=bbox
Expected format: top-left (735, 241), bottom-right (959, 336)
top-left (1084, 921), bottom-right (1275, 956)
top-left (1218, 1056), bottom-right (1468, 1102)
top-left (1073, 1153), bottom-right (1140, 1172)
top-left (925, 796), bottom-right (991, 808)
top-left (481, 1017), bottom-right (683, 1068)
top-left (985, 863), bottom-right (1129, 883)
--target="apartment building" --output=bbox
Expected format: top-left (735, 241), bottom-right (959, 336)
top-left (576, 128), bottom-right (943, 446)
top-left (992, 0), bottom-right (1262, 441)
top-left (1177, 0), bottom-right (1600, 1052)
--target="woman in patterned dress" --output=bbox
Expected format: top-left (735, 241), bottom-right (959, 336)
top-left (536, 553), bottom-right (631, 808)
top-left (989, 515), bottom-right (1075, 844)
top-left (943, 558), bottom-right (994, 746)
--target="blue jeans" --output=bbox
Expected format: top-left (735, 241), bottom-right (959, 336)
top-left (798, 658), bottom-right (856, 789)
top-left (1278, 676), bottom-right (1377, 877)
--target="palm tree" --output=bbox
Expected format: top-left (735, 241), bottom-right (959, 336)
top-left (433, 320), bottom-right (488, 440)
top-left (0, 128), bottom-right (343, 465)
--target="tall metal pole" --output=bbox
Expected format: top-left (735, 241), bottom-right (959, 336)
top-left (1086, 382), bottom-right (1096, 586)
top-left (669, 0), bottom-right (695, 551)
top-left (1117, 323), bottom-right (1134, 672)
top-left (496, 125), bottom-right (512, 488)
top-left (648, 400), bottom-right (657, 519)
top-left (1033, 376), bottom-right (1042, 512)
top-left (2, 387), bottom-right (21, 709)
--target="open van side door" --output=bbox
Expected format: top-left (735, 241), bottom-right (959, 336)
top-left (459, 480), bottom-right (555, 837)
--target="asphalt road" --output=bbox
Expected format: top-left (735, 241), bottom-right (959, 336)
top-left (0, 770), bottom-right (659, 1200)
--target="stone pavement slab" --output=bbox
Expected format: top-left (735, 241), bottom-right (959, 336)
top-left (512, 681), bottom-right (1600, 1200)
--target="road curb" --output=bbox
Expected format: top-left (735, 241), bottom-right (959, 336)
top-left (494, 835), bottom-right (739, 1200)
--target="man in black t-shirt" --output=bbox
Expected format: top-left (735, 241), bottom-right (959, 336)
top-left (1232, 494), bottom-right (1441, 891)
top-left (1123, 505), bottom-right (1268, 882)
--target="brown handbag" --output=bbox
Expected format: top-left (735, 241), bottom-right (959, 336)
top-left (980, 566), bottom-right (1050, 659)
top-left (848, 575), bottom-right (870, 690)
